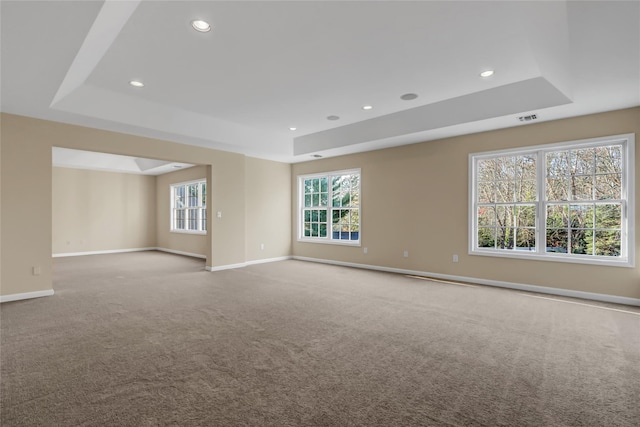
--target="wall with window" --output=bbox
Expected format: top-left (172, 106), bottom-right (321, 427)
top-left (292, 107), bottom-right (640, 300)
top-left (52, 167), bottom-right (156, 255)
top-left (156, 165), bottom-right (208, 258)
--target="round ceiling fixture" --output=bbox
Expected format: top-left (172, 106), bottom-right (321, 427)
top-left (480, 70), bottom-right (494, 78)
top-left (362, 105), bottom-right (373, 110)
top-left (191, 20), bottom-right (211, 32)
top-left (129, 80), bottom-right (144, 88)
top-left (289, 127), bottom-right (297, 131)
top-left (400, 93), bottom-right (418, 101)
top-left (327, 115), bottom-right (340, 121)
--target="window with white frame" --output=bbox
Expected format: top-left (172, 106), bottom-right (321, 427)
top-left (470, 134), bottom-right (634, 267)
top-left (298, 169), bottom-right (360, 244)
top-left (171, 179), bottom-right (207, 233)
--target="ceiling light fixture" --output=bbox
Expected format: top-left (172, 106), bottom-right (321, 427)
top-left (129, 80), bottom-right (144, 88)
top-left (191, 20), bottom-right (211, 32)
top-left (400, 93), bottom-right (418, 101)
top-left (362, 105), bottom-right (373, 110)
top-left (289, 127), bottom-right (297, 131)
top-left (480, 70), bottom-right (494, 78)
top-left (327, 115), bottom-right (340, 121)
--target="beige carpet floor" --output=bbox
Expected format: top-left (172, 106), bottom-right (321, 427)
top-left (1, 251), bottom-right (639, 426)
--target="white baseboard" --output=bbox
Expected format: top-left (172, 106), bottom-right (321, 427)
top-left (246, 256), bottom-right (293, 266)
top-left (155, 247), bottom-right (206, 259)
top-left (53, 248), bottom-right (290, 269)
top-left (206, 262), bottom-right (248, 272)
top-left (206, 256), bottom-right (293, 272)
top-left (1, 289), bottom-right (55, 303)
top-left (52, 247), bottom-right (156, 258)
top-left (293, 256), bottom-right (640, 307)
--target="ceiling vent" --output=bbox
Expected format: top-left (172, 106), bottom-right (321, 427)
top-left (518, 114), bottom-right (538, 122)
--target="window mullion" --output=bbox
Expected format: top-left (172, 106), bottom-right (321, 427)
top-left (327, 176), bottom-right (334, 240)
top-left (537, 149), bottom-right (545, 254)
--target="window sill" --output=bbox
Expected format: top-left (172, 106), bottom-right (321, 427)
top-left (298, 238), bottom-right (361, 247)
top-left (469, 248), bottom-right (633, 268)
top-left (170, 230), bottom-right (207, 236)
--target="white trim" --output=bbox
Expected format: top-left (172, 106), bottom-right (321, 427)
top-left (155, 247), bottom-right (206, 259)
top-left (468, 249), bottom-right (634, 267)
top-left (292, 256), bottom-right (640, 307)
top-left (169, 230), bottom-right (206, 236)
top-left (246, 256), bottom-right (293, 265)
top-left (52, 248), bottom-right (289, 266)
top-left (297, 238), bottom-right (361, 247)
top-left (206, 262), bottom-right (247, 272)
top-left (206, 256), bottom-right (293, 271)
top-left (52, 247), bottom-right (156, 257)
top-left (1, 289), bottom-right (55, 303)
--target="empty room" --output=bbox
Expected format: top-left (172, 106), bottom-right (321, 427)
top-left (1, 1), bottom-right (639, 426)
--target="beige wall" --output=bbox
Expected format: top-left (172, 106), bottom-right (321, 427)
top-left (245, 156), bottom-right (292, 262)
top-left (52, 167), bottom-right (156, 255)
top-left (155, 165), bottom-right (208, 257)
top-left (292, 107), bottom-right (640, 300)
top-left (3, 108), bottom-right (638, 300)
top-left (0, 113), bottom-right (291, 298)
top-left (1, 115), bottom-right (54, 296)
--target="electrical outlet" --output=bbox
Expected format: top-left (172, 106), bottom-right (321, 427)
top-left (216, 211), bottom-right (222, 218)
top-left (363, 247), bottom-right (368, 254)
top-left (403, 250), bottom-right (409, 258)
top-left (260, 243), bottom-right (265, 250)
top-left (453, 254), bottom-right (459, 263)
top-left (32, 266), bottom-right (41, 276)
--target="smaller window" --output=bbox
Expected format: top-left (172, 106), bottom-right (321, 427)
top-left (171, 179), bottom-right (207, 234)
top-left (298, 169), bottom-right (361, 245)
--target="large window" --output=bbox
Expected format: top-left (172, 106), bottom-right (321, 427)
top-left (470, 134), bottom-right (634, 267)
top-left (298, 169), bottom-right (360, 244)
top-left (171, 179), bottom-right (207, 233)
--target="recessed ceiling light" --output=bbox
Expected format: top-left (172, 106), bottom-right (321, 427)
top-left (289, 127), bottom-right (297, 131)
top-left (129, 80), bottom-right (144, 88)
top-left (191, 20), bottom-right (211, 32)
top-left (327, 115), bottom-right (340, 121)
top-left (362, 105), bottom-right (373, 110)
top-left (480, 70), bottom-right (494, 78)
top-left (400, 93), bottom-right (418, 101)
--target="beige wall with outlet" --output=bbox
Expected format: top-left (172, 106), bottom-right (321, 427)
top-left (245, 156), bottom-right (292, 262)
top-left (292, 107), bottom-right (640, 300)
top-left (156, 165), bottom-right (208, 257)
top-left (52, 167), bottom-right (156, 255)
top-left (0, 113), bottom-right (291, 298)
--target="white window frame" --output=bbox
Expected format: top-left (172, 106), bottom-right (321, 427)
top-left (170, 179), bottom-right (207, 235)
top-left (469, 134), bottom-right (634, 267)
top-left (297, 168), bottom-right (361, 246)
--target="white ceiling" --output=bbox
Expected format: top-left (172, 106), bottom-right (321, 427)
top-left (2, 1), bottom-right (639, 164)
top-left (53, 147), bottom-right (194, 176)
